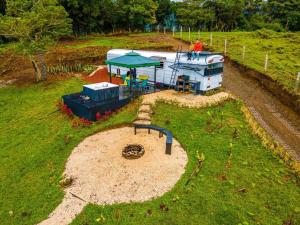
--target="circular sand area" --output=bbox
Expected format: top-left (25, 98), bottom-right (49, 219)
top-left (65, 126), bottom-right (187, 204)
top-left (39, 127), bottom-right (187, 225)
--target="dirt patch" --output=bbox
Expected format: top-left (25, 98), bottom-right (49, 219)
top-left (38, 127), bottom-right (187, 225)
top-left (0, 46), bottom-right (108, 85)
top-left (84, 66), bottom-right (123, 84)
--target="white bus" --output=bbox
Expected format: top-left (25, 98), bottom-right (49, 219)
top-left (107, 49), bottom-right (224, 93)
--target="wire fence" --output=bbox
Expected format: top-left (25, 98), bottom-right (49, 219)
top-left (155, 27), bottom-right (300, 95)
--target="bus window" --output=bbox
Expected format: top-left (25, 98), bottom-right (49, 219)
top-left (204, 67), bottom-right (223, 76)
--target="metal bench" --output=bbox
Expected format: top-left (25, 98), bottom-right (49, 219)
top-left (134, 124), bottom-right (173, 155)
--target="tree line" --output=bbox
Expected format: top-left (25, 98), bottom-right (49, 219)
top-left (1, 0), bottom-right (300, 35)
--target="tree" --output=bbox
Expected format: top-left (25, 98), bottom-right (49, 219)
top-left (0, 0), bottom-right (72, 81)
top-left (0, 0), bottom-right (6, 15)
top-left (121, 0), bottom-right (158, 31)
top-left (59, 0), bottom-right (102, 35)
top-left (176, 0), bottom-right (216, 30)
top-left (268, 0), bottom-right (300, 31)
top-left (210, 0), bottom-right (245, 31)
top-left (60, 0), bottom-right (158, 34)
top-left (156, 0), bottom-right (173, 25)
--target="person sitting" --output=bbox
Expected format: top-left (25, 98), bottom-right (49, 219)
top-left (193, 40), bottom-right (203, 60)
top-left (126, 71), bottom-right (130, 77)
top-left (187, 42), bottom-right (194, 61)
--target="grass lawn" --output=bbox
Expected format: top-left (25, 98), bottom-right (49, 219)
top-left (70, 101), bottom-right (300, 225)
top-left (0, 42), bottom-right (15, 54)
top-left (65, 33), bottom-right (172, 50)
top-left (0, 78), bottom-right (139, 225)
top-left (177, 31), bottom-right (300, 96)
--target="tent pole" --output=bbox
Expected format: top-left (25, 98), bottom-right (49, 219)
top-left (109, 64), bottom-right (112, 83)
top-left (154, 66), bottom-right (157, 92)
top-left (130, 68), bottom-right (132, 97)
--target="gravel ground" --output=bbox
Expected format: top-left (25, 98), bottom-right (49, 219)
top-left (142, 90), bottom-right (230, 107)
top-left (38, 127), bottom-right (187, 225)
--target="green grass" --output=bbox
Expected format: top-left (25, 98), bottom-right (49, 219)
top-left (177, 31), bottom-right (300, 96)
top-left (70, 101), bottom-right (300, 225)
top-left (66, 34), bottom-right (172, 50)
top-left (0, 78), bottom-right (139, 225)
top-left (0, 42), bottom-right (15, 54)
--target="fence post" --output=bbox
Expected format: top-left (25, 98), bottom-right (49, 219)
top-left (210, 32), bottom-right (213, 46)
top-left (295, 72), bottom-right (300, 92)
top-left (224, 39), bottom-right (227, 56)
top-left (180, 26), bottom-right (183, 38)
top-left (188, 27), bottom-right (191, 41)
top-left (157, 25), bottom-right (159, 33)
top-left (264, 53), bottom-right (269, 72)
top-left (197, 30), bottom-right (200, 40)
top-left (164, 27), bottom-right (166, 35)
top-left (173, 26), bottom-right (175, 37)
top-left (242, 46), bottom-right (246, 62)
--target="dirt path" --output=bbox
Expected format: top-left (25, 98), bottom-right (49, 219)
top-left (224, 62), bottom-right (300, 161)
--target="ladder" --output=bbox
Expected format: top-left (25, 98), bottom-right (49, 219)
top-left (169, 47), bottom-right (182, 88)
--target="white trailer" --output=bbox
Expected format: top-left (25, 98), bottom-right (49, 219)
top-left (107, 49), bottom-right (224, 93)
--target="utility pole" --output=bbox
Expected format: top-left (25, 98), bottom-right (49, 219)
top-left (264, 53), bottom-right (269, 72)
top-left (295, 72), bottom-right (300, 92)
top-left (180, 26), bottom-right (183, 38)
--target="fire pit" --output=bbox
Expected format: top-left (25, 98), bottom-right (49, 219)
top-left (122, 144), bottom-right (145, 159)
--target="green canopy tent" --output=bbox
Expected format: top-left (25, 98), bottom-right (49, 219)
top-left (105, 51), bottom-right (161, 95)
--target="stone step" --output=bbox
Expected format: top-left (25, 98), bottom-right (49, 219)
top-left (138, 108), bottom-right (152, 114)
top-left (139, 104), bottom-right (151, 112)
top-left (133, 120), bottom-right (151, 125)
top-left (137, 113), bottom-right (151, 121)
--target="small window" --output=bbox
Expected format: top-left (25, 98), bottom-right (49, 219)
top-left (208, 63), bottom-right (223, 69)
top-left (150, 56), bottom-right (166, 69)
top-left (204, 67), bottom-right (223, 76)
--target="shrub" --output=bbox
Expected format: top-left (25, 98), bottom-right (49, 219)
top-left (96, 112), bottom-right (102, 121)
top-left (71, 118), bottom-right (82, 128)
top-left (57, 100), bottom-right (74, 119)
top-left (80, 118), bottom-right (93, 127)
top-left (83, 65), bottom-right (95, 74)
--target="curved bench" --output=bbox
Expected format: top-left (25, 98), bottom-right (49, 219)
top-left (134, 124), bottom-right (173, 155)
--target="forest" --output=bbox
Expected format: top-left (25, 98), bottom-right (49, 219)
top-left (0, 0), bottom-right (299, 37)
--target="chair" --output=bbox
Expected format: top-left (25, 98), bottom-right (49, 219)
top-left (125, 77), bottom-right (131, 87)
top-left (141, 80), bottom-right (148, 89)
top-left (138, 75), bottom-right (149, 80)
top-left (125, 78), bottom-right (138, 88)
top-left (121, 74), bottom-right (127, 81)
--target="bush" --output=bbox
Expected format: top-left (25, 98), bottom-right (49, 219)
top-left (253, 28), bottom-right (280, 39)
top-left (83, 65), bottom-right (95, 74)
